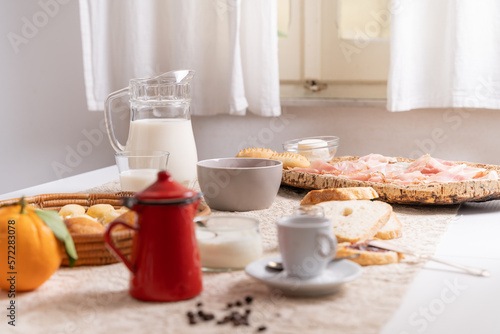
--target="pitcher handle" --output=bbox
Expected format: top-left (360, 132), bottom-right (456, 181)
top-left (104, 87), bottom-right (129, 152)
top-left (104, 220), bottom-right (137, 273)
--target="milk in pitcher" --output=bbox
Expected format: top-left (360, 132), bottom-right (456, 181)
top-left (125, 119), bottom-right (198, 186)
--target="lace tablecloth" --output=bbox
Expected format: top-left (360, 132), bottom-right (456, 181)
top-left (0, 183), bottom-right (459, 334)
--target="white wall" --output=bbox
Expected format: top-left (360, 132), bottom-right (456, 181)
top-left (0, 0), bottom-right (127, 194)
top-left (1, 1), bottom-right (499, 194)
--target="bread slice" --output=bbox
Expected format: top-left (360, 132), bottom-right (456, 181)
top-left (318, 200), bottom-right (392, 242)
top-left (336, 241), bottom-right (403, 266)
top-left (300, 187), bottom-right (379, 205)
top-left (375, 212), bottom-right (403, 240)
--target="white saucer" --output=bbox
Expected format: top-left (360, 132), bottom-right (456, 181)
top-left (245, 255), bottom-right (362, 297)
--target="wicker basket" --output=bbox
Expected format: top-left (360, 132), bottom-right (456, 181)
top-left (0, 192), bottom-right (210, 267)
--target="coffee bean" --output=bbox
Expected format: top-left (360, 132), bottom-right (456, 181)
top-left (233, 317), bottom-right (246, 327)
top-left (186, 297), bottom-right (263, 329)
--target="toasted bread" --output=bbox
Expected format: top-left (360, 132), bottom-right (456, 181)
top-left (300, 187), bottom-right (379, 205)
top-left (336, 241), bottom-right (403, 266)
top-left (375, 212), bottom-right (403, 240)
top-left (319, 200), bottom-right (392, 243)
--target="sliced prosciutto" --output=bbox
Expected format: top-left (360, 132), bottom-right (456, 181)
top-left (309, 159), bottom-right (338, 172)
top-left (406, 154), bottom-right (451, 175)
top-left (390, 171), bottom-right (427, 185)
top-left (292, 154), bottom-right (499, 184)
top-left (359, 153), bottom-right (396, 167)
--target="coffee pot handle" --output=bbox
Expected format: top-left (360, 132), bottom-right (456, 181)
top-left (104, 219), bottom-right (137, 273)
top-left (104, 87), bottom-right (129, 152)
top-left (316, 233), bottom-right (337, 259)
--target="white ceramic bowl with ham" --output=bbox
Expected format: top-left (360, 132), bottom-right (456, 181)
top-left (283, 136), bottom-right (339, 162)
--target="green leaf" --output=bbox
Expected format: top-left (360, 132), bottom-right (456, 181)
top-left (35, 209), bottom-right (78, 267)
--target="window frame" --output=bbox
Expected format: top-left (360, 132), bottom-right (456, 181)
top-left (278, 0), bottom-right (391, 96)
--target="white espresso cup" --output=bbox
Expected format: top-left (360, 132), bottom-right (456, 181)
top-left (277, 216), bottom-right (337, 279)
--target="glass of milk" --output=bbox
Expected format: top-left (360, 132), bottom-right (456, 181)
top-left (115, 150), bottom-right (170, 192)
top-left (195, 216), bottom-right (263, 271)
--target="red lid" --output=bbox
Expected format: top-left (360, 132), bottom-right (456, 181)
top-left (134, 171), bottom-right (200, 204)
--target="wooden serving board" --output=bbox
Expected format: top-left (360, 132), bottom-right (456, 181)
top-left (281, 156), bottom-right (500, 205)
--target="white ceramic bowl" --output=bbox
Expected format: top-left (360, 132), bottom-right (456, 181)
top-left (197, 158), bottom-right (283, 211)
top-left (283, 136), bottom-right (340, 162)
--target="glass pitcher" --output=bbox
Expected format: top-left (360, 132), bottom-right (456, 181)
top-left (104, 70), bottom-right (198, 186)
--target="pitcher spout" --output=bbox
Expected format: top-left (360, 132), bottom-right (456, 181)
top-left (130, 69), bottom-right (195, 88)
top-left (158, 69), bottom-right (195, 84)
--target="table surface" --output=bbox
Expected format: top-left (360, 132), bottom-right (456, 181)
top-left (1, 166), bottom-right (499, 334)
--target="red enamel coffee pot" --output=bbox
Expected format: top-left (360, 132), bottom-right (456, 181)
top-left (104, 171), bottom-right (203, 302)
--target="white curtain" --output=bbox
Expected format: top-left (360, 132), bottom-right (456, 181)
top-left (387, 0), bottom-right (500, 112)
top-left (79, 0), bottom-right (281, 116)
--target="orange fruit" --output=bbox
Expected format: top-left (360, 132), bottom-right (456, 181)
top-left (0, 204), bottom-right (63, 292)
